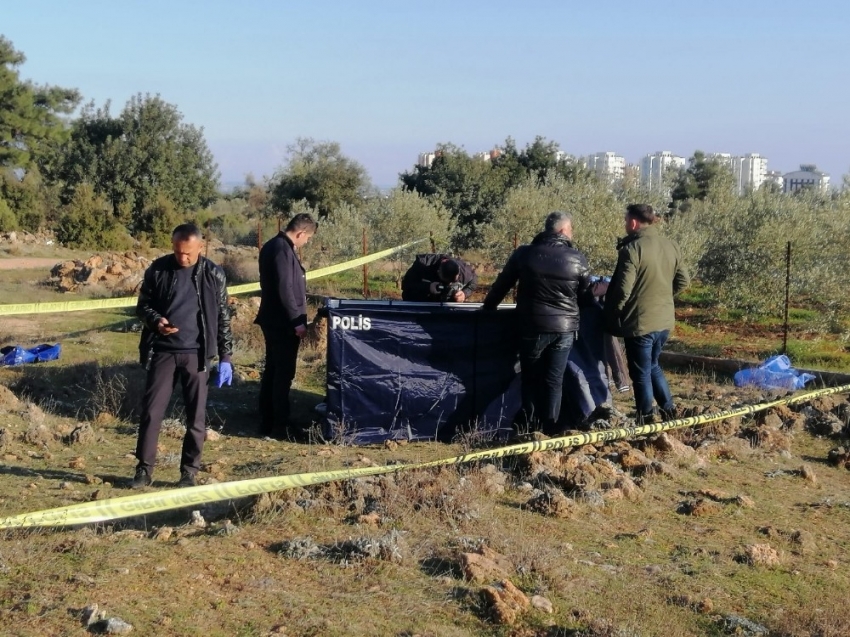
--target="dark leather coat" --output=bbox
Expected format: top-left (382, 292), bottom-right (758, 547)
top-left (483, 231), bottom-right (592, 333)
top-left (137, 255), bottom-right (232, 370)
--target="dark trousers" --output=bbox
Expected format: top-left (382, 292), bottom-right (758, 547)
top-left (518, 331), bottom-right (576, 432)
top-left (136, 351), bottom-right (208, 475)
top-left (259, 326), bottom-right (300, 437)
top-left (623, 330), bottom-right (674, 420)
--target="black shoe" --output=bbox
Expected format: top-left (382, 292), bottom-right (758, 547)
top-left (131, 467), bottom-right (152, 489)
top-left (178, 471), bottom-right (197, 488)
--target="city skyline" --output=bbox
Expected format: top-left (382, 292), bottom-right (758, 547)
top-left (3, 1), bottom-right (848, 189)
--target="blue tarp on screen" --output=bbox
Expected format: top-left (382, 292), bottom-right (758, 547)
top-left (324, 300), bottom-right (521, 444)
top-left (323, 299), bottom-right (614, 445)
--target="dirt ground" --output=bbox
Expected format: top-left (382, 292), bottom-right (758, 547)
top-left (0, 257), bottom-right (60, 270)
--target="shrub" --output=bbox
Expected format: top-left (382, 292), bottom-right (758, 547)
top-left (55, 183), bottom-right (133, 250)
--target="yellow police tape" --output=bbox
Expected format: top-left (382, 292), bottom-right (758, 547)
top-left (0, 239), bottom-right (426, 316)
top-left (2, 382), bottom-right (848, 529)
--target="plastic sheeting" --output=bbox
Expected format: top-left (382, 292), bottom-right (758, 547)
top-left (0, 343), bottom-right (61, 366)
top-left (733, 354), bottom-right (815, 391)
top-left (325, 300), bottom-right (521, 444)
top-left (323, 300), bottom-right (613, 444)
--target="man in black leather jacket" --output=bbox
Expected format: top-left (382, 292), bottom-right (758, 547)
top-left (483, 211), bottom-right (592, 434)
top-left (133, 223), bottom-right (233, 489)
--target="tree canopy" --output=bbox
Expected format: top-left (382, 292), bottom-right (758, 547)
top-left (669, 150), bottom-right (734, 214)
top-left (269, 137), bottom-right (372, 218)
top-left (0, 36), bottom-right (80, 172)
top-left (56, 94), bottom-right (219, 242)
top-left (400, 137), bottom-right (591, 247)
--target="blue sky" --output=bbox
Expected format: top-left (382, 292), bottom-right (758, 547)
top-left (4, 0), bottom-right (848, 188)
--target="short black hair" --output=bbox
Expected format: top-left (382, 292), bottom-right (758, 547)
top-left (626, 204), bottom-right (657, 225)
top-left (438, 258), bottom-right (460, 282)
top-left (285, 213), bottom-right (318, 234)
top-left (172, 223), bottom-right (202, 241)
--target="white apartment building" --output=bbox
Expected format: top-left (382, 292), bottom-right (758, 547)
top-left (417, 152), bottom-right (436, 168)
top-left (783, 165), bottom-right (830, 193)
top-left (584, 152), bottom-right (626, 183)
top-left (764, 170), bottom-right (784, 189)
top-left (639, 151), bottom-right (686, 191)
top-left (732, 153), bottom-right (768, 193)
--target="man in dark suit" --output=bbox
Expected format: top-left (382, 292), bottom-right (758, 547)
top-left (255, 213), bottom-right (318, 440)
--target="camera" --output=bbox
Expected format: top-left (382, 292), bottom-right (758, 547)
top-left (435, 281), bottom-right (464, 300)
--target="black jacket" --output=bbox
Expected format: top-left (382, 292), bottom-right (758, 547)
top-left (483, 231), bottom-right (592, 333)
top-left (401, 253), bottom-right (477, 302)
top-left (137, 255), bottom-right (233, 370)
top-left (255, 232), bottom-right (307, 331)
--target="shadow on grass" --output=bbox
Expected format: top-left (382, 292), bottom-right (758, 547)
top-left (0, 463), bottom-right (125, 485)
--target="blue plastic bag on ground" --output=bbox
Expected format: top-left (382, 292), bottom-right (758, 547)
top-left (0, 343), bottom-right (62, 366)
top-left (733, 354), bottom-right (815, 391)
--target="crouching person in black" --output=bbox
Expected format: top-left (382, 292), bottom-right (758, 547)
top-left (401, 254), bottom-right (477, 302)
top-left (133, 223), bottom-right (233, 489)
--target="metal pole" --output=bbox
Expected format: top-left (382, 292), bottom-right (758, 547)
top-left (362, 228), bottom-right (369, 298)
top-left (783, 241), bottom-right (791, 355)
top-left (429, 231), bottom-right (436, 253)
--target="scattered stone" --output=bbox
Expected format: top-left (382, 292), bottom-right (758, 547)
top-left (204, 429), bottom-right (222, 442)
top-left (66, 423), bottom-right (95, 445)
top-left (84, 474), bottom-right (103, 485)
top-left (525, 487), bottom-right (579, 519)
top-left (460, 546), bottom-right (514, 583)
top-left (59, 481), bottom-right (74, 490)
top-left (719, 614), bottom-right (769, 636)
top-left (189, 511), bottom-right (207, 528)
top-left (738, 543), bottom-right (781, 567)
top-left (81, 603), bottom-right (102, 627)
top-left (530, 594), bottom-right (554, 613)
top-left (218, 519), bottom-right (240, 536)
top-left (805, 411), bottom-right (845, 437)
top-left (480, 579), bottom-right (529, 625)
top-left (679, 499), bottom-right (722, 517)
top-left (734, 495), bottom-right (755, 508)
top-left (152, 527), bottom-right (173, 542)
top-left (24, 423), bottom-right (53, 446)
top-left (94, 617), bottom-right (134, 635)
top-left (69, 456), bottom-right (86, 469)
top-left (799, 465), bottom-right (817, 483)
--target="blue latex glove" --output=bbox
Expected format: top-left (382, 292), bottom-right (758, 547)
top-left (216, 362), bottom-right (233, 388)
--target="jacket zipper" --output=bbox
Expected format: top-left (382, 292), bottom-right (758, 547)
top-left (194, 260), bottom-right (208, 373)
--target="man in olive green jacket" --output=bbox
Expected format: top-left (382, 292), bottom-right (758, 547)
top-left (604, 204), bottom-right (690, 423)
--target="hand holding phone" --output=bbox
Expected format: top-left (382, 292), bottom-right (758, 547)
top-left (158, 318), bottom-right (179, 334)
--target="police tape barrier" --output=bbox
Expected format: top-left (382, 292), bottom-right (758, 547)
top-left (2, 382), bottom-right (848, 530)
top-left (0, 239), bottom-right (426, 317)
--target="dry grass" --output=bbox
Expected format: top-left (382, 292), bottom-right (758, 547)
top-left (2, 255), bottom-right (850, 636)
